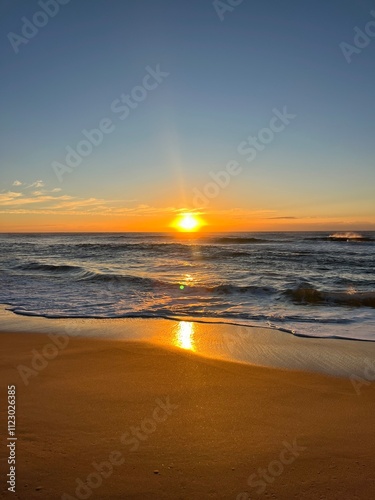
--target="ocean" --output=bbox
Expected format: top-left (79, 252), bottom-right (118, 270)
top-left (0, 231), bottom-right (374, 341)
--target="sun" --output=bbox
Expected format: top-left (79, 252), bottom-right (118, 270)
top-left (172, 213), bottom-right (204, 232)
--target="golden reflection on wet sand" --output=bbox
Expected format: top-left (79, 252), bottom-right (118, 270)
top-left (173, 321), bottom-right (195, 351)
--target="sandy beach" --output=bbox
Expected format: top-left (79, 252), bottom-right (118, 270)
top-left (1, 321), bottom-right (375, 499)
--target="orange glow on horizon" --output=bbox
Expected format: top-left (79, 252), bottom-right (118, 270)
top-left (1, 210), bottom-right (374, 233)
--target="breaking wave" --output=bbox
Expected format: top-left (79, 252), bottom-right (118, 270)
top-left (328, 232), bottom-right (373, 242)
top-left (15, 262), bottom-right (82, 273)
top-left (286, 285), bottom-right (375, 308)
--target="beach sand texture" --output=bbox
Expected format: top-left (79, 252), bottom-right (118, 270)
top-left (1, 322), bottom-right (375, 499)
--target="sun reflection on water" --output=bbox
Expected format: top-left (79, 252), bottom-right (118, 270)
top-left (174, 321), bottom-right (195, 351)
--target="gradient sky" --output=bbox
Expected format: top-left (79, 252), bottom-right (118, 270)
top-left (1, 0), bottom-right (374, 232)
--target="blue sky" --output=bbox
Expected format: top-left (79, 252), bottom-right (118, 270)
top-left (0, 0), bottom-right (374, 231)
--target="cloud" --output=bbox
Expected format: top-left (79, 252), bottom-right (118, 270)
top-left (266, 216), bottom-right (297, 220)
top-left (0, 192), bottom-right (23, 204)
top-left (12, 180), bottom-right (22, 186)
top-left (0, 189), bottom-right (281, 220)
top-left (0, 182), bottom-right (152, 216)
top-left (28, 180), bottom-right (45, 188)
top-left (0, 182), bottom-right (335, 225)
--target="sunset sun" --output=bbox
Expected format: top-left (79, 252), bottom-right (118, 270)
top-left (172, 213), bottom-right (204, 232)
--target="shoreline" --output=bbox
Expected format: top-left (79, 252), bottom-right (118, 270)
top-left (6, 304), bottom-right (375, 343)
top-left (3, 302), bottom-right (375, 343)
top-left (1, 304), bottom-right (375, 378)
